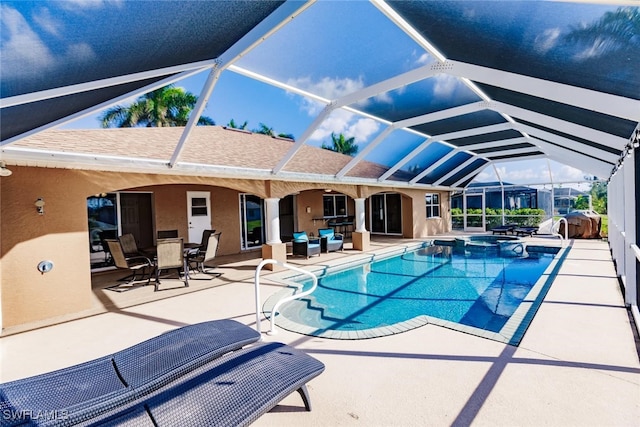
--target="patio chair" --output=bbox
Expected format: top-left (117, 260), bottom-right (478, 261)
top-left (155, 238), bottom-right (189, 291)
top-left (291, 231), bottom-right (321, 259)
top-left (187, 231), bottom-right (222, 276)
top-left (119, 233), bottom-right (143, 257)
top-left (157, 229), bottom-right (179, 239)
top-left (103, 239), bottom-right (153, 292)
top-left (318, 228), bottom-right (344, 253)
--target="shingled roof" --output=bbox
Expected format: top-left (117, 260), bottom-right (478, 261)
top-left (9, 126), bottom-right (416, 184)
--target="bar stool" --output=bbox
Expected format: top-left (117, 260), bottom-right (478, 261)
top-left (342, 216), bottom-right (354, 238)
top-left (327, 218), bottom-right (340, 234)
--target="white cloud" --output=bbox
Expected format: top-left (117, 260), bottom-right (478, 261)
top-left (1, 5), bottom-right (97, 81)
top-left (59, 0), bottom-right (124, 9)
top-left (286, 75), bottom-right (365, 116)
top-left (309, 109), bottom-right (380, 144)
top-left (1, 5), bottom-right (56, 78)
top-left (493, 164), bottom-right (550, 183)
top-left (432, 74), bottom-right (460, 97)
top-left (32, 7), bottom-right (62, 37)
top-left (66, 42), bottom-right (97, 62)
top-left (473, 161), bottom-right (592, 186)
top-left (534, 28), bottom-right (561, 54)
top-left (346, 118), bottom-right (380, 142)
top-left (553, 164), bottom-right (586, 182)
top-left (415, 52), bottom-right (434, 66)
top-left (288, 75), bottom-right (380, 144)
top-left (475, 168), bottom-right (497, 182)
top-left (288, 75), bottom-right (365, 102)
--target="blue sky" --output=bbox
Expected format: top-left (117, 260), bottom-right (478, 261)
top-left (3, 0), bottom-right (614, 186)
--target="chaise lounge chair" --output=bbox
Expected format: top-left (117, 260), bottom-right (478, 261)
top-left (491, 223), bottom-right (517, 235)
top-left (0, 319), bottom-right (325, 426)
top-left (513, 226), bottom-right (539, 237)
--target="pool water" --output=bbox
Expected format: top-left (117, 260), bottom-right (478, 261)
top-left (266, 244), bottom-right (564, 343)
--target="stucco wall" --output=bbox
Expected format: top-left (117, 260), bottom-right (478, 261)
top-left (127, 184), bottom-right (242, 255)
top-left (1, 166), bottom-right (452, 331)
top-left (1, 167), bottom-right (94, 329)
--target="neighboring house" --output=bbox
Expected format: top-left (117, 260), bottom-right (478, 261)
top-left (451, 182), bottom-right (541, 210)
top-left (553, 187), bottom-right (589, 215)
top-left (0, 126), bottom-right (451, 332)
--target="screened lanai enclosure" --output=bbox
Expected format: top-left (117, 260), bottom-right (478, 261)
top-left (1, 1), bottom-right (639, 329)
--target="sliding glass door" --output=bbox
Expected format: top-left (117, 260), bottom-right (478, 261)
top-left (240, 194), bottom-right (264, 250)
top-left (370, 193), bottom-right (402, 235)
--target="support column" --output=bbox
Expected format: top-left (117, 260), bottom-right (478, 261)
top-left (352, 197), bottom-right (370, 251)
top-left (262, 198), bottom-right (286, 270)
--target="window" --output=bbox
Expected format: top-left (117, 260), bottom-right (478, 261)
top-left (323, 194), bottom-right (347, 217)
top-left (191, 197), bottom-right (208, 216)
top-left (426, 193), bottom-right (440, 218)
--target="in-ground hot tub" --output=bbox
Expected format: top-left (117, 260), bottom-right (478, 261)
top-left (453, 235), bottom-right (526, 257)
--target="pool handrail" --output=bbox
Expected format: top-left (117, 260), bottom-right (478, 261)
top-left (254, 259), bottom-right (318, 336)
top-left (552, 217), bottom-right (568, 246)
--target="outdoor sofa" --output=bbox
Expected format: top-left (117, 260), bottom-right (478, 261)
top-left (0, 319), bottom-right (324, 426)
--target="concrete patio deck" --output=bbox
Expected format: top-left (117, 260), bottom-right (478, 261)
top-left (1, 238), bottom-right (638, 426)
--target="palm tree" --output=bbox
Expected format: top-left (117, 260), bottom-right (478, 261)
top-left (226, 119), bottom-right (248, 130)
top-left (100, 85), bottom-right (214, 128)
top-left (276, 132), bottom-right (295, 141)
top-left (564, 7), bottom-right (639, 61)
top-left (321, 132), bottom-right (359, 156)
top-left (253, 122), bottom-right (275, 136)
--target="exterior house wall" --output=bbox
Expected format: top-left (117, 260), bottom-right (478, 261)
top-left (131, 184), bottom-right (242, 254)
top-left (1, 166), bottom-right (452, 331)
top-left (1, 167), bottom-right (95, 328)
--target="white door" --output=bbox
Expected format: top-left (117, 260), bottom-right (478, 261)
top-left (187, 191), bottom-right (211, 243)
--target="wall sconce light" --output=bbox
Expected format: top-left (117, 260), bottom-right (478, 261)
top-left (35, 198), bottom-right (45, 215)
top-left (0, 161), bottom-right (12, 177)
top-left (306, 206), bottom-right (311, 214)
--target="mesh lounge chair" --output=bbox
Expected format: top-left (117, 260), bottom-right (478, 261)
top-left (318, 228), bottom-right (344, 253)
top-left (491, 223), bottom-right (517, 235)
top-left (188, 231), bottom-right (222, 276)
top-left (514, 226), bottom-right (539, 236)
top-left (291, 231), bottom-right (321, 259)
top-left (104, 239), bottom-right (153, 292)
top-left (155, 238), bottom-right (189, 291)
top-left (0, 319), bottom-right (324, 426)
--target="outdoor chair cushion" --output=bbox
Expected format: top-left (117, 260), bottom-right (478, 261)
top-left (292, 231), bottom-right (309, 242)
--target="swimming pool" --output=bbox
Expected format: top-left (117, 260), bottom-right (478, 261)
top-left (264, 240), bottom-right (566, 344)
